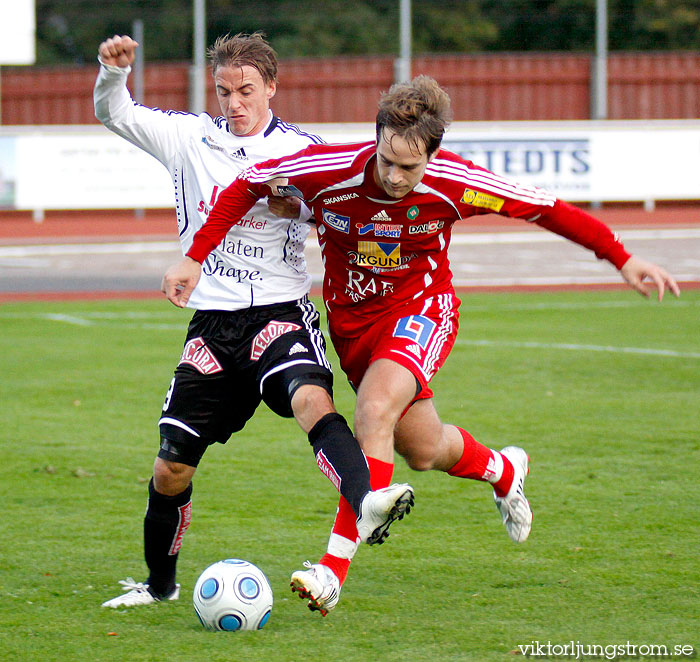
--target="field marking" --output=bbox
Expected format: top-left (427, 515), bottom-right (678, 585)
top-left (456, 338), bottom-right (700, 359)
top-left (42, 313), bottom-right (96, 326)
top-left (2, 310), bottom-right (697, 358)
top-left (459, 299), bottom-right (698, 311)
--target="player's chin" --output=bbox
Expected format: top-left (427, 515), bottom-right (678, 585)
top-left (228, 118), bottom-right (250, 135)
top-left (385, 186), bottom-right (408, 199)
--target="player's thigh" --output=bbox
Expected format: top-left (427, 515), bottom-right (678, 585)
top-left (355, 358), bottom-right (420, 430)
top-left (159, 365), bottom-right (261, 463)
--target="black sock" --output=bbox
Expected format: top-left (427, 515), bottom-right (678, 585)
top-left (144, 478), bottom-right (192, 598)
top-left (308, 412), bottom-right (372, 516)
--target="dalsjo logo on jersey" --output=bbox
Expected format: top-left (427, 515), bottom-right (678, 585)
top-left (322, 209), bottom-right (350, 233)
top-left (179, 337), bottom-right (223, 374)
top-left (408, 219), bottom-right (445, 235)
top-left (250, 320), bottom-right (302, 361)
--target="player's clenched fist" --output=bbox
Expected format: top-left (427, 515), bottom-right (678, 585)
top-left (98, 35), bottom-right (139, 67)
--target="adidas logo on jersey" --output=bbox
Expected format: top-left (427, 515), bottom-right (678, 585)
top-left (371, 210), bottom-right (392, 222)
top-left (289, 342), bottom-right (308, 356)
top-left (230, 147), bottom-right (248, 160)
top-left (405, 343), bottom-right (422, 358)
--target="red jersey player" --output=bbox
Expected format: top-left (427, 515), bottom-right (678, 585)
top-left (163, 76), bottom-right (680, 616)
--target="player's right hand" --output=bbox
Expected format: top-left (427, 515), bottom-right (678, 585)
top-left (161, 257), bottom-right (202, 308)
top-left (98, 35), bottom-right (139, 67)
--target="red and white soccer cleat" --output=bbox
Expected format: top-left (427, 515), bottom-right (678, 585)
top-left (290, 562), bottom-right (341, 616)
top-left (494, 446), bottom-right (533, 543)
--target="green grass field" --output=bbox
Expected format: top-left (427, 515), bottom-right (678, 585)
top-left (1, 290), bottom-right (698, 662)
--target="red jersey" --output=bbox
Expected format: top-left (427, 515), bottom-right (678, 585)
top-left (188, 141), bottom-right (630, 337)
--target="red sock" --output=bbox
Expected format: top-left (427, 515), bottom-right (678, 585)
top-left (447, 428), bottom-right (496, 481)
top-left (367, 455), bottom-right (394, 490)
top-left (447, 428), bottom-right (515, 496)
top-left (320, 456), bottom-right (394, 585)
top-left (492, 456), bottom-right (514, 498)
top-left (319, 552), bottom-right (351, 584)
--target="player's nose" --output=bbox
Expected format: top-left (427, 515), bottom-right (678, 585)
top-left (389, 168), bottom-right (404, 184)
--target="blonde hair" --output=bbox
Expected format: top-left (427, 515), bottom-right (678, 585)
top-left (207, 32), bottom-right (278, 83)
top-left (376, 75), bottom-right (452, 155)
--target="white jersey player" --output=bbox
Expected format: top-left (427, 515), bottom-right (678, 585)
top-left (96, 32), bottom-right (413, 610)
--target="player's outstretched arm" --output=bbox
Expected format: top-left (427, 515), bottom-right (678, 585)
top-left (98, 35), bottom-right (139, 68)
top-left (161, 257), bottom-right (202, 308)
top-left (619, 255), bottom-right (681, 302)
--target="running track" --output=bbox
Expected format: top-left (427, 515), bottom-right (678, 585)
top-left (1, 205), bottom-right (698, 302)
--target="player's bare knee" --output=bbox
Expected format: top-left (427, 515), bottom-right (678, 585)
top-left (262, 364), bottom-right (333, 421)
top-left (290, 383), bottom-right (334, 420)
top-left (355, 396), bottom-right (397, 440)
top-left (153, 457), bottom-right (195, 495)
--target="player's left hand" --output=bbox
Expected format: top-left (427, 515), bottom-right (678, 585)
top-left (161, 256), bottom-right (202, 308)
top-left (267, 194), bottom-right (302, 220)
top-left (619, 255), bottom-right (681, 301)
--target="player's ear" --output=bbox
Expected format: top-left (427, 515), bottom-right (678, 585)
top-left (427, 149), bottom-right (438, 163)
top-left (266, 80), bottom-right (277, 100)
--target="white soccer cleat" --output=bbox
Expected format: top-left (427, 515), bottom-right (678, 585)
top-left (356, 483), bottom-right (414, 545)
top-left (494, 446), bottom-right (533, 543)
top-left (101, 577), bottom-right (180, 608)
top-left (290, 562), bottom-right (341, 616)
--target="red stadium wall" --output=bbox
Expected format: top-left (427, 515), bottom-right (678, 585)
top-left (2, 51), bottom-right (699, 125)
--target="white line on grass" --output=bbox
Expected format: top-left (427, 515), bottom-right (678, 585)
top-left (5, 312), bottom-right (697, 358)
top-left (460, 299), bottom-right (698, 311)
top-left (456, 338), bottom-right (700, 359)
top-left (42, 313), bottom-right (96, 326)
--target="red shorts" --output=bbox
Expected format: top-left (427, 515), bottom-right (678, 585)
top-left (329, 293), bottom-right (460, 400)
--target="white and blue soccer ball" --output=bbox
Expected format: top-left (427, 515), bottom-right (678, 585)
top-left (193, 559), bottom-right (273, 631)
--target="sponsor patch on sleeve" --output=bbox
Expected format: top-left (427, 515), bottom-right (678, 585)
top-left (460, 188), bottom-right (505, 212)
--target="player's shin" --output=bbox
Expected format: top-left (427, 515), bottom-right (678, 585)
top-left (308, 412), bottom-right (372, 515)
top-left (317, 454), bottom-right (395, 583)
top-left (144, 478), bottom-right (192, 598)
top-left (319, 508), bottom-right (361, 585)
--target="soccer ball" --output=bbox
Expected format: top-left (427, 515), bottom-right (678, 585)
top-left (193, 559), bottom-right (273, 631)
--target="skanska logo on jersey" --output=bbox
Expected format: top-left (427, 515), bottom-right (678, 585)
top-left (322, 193), bottom-right (359, 205)
top-left (322, 208), bottom-right (350, 233)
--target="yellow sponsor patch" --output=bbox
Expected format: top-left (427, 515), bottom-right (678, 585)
top-left (460, 188), bottom-right (505, 212)
top-left (355, 241), bottom-right (402, 269)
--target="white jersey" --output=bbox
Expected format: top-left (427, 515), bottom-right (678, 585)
top-left (94, 61), bottom-right (323, 310)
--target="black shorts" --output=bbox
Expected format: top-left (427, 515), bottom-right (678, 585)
top-left (158, 296), bottom-right (332, 465)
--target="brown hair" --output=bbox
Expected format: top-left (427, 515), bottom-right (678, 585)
top-left (375, 75), bottom-right (452, 156)
top-left (207, 32), bottom-right (278, 83)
